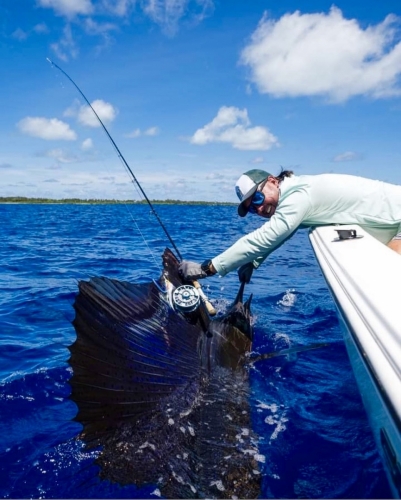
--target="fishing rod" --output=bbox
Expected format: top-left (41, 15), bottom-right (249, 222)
top-left (46, 58), bottom-right (183, 262)
top-left (48, 59), bottom-right (217, 316)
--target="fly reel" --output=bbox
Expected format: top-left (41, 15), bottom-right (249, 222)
top-left (172, 285), bottom-right (201, 313)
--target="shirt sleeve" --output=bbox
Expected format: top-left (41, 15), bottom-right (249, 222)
top-left (212, 189), bottom-right (311, 276)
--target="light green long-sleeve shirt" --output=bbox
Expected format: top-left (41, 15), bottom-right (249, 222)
top-left (212, 174), bottom-right (401, 276)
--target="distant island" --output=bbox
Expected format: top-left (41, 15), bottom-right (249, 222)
top-left (0, 196), bottom-right (235, 206)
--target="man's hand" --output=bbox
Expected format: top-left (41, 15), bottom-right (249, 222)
top-left (178, 260), bottom-right (208, 281)
top-left (237, 262), bottom-right (254, 284)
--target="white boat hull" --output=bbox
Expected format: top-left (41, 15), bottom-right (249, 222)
top-left (309, 225), bottom-right (401, 498)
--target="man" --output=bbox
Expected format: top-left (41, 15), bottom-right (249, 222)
top-left (179, 169), bottom-right (401, 283)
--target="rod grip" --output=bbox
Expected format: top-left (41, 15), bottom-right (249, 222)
top-left (192, 280), bottom-right (217, 316)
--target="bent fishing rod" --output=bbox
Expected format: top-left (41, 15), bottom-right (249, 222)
top-left (48, 59), bottom-right (218, 316)
top-left (47, 58), bottom-right (182, 262)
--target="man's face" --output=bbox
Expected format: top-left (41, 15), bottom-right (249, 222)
top-left (247, 176), bottom-right (280, 219)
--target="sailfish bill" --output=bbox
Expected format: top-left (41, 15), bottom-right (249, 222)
top-left (69, 248), bottom-right (260, 499)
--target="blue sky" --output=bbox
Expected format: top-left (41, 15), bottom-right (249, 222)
top-left (1, 0), bottom-right (401, 201)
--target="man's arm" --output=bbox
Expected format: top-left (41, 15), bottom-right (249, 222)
top-left (212, 191), bottom-right (311, 276)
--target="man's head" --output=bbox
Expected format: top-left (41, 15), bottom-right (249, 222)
top-left (235, 169), bottom-right (279, 217)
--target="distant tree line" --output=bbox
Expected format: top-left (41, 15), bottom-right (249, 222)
top-left (0, 196), bottom-right (235, 206)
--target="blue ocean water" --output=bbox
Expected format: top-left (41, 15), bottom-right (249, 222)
top-left (0, 203), bottom-right (392, 499)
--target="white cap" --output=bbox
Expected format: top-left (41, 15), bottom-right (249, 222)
top-left (235, 169), bottom-right (271, 217)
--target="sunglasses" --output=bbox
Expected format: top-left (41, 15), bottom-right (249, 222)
top-left (248, 180), bottom-right (267, 214)
top-left (248, 191), bottom-right (265, 214)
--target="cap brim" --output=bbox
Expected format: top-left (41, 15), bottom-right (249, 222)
top-left (237, 185), bottom-right (258, 217)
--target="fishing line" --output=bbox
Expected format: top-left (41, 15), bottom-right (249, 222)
top-left (121, 203), bottom-right (162, 273)
top-left (46, 58), bottom-right (183, 262)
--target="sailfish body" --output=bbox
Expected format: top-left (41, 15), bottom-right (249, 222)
top-left (69, 248), bottom-right (260, 498)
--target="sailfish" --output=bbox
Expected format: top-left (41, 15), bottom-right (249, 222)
top-left (46, 60), bottom-right (261, 498)
top-left (69, 248), bottom-right (261, 499)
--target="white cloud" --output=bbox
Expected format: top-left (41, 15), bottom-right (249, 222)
top-left (144, 126), bottom-right (160, 136)
top-left (142, 0), bottom-right (186, 30)
top-left (37, 0), bottom-right (93, 17)
top-left (240, 6), bottom-right (401, 102)
top-left (33, 23), bottom-right (49, 34)
top-left (333, 151), bottom-right (361, 162)
top-left (101, 0), bottom-right (134, 16)
top-left (205, 173), bottom-right (224, 180)
top-left (83, 19), bottom-right (118, 53)
top-left (50, 24), bottom-right (78, 61)
top-left (17, 117), bottom-right (77, 141)
top-left (37, 0), bottom-right (213, 45)
top-left (77, 99), bottom-right (118, 127)
top-left (43, 148), bottom-right (78, 163)
top-left (81, 138), bottom-right (94, 150)
top-left (12, 28), bottom-right (28, 41)
top-left (141, 0), bottom-right (214, 35)
top-left (190, 106), bottom-right (279, 151)
top-left (11, 24), bottom-right (49, 41)
top-left (83, 18), bottom-right (118, 36)
top-left (63, 99), bottom-right (81, 117)
top-left (125, 128), bottom-right (141, 138)
top-left (124, 127), bottom-right (159, 137)
top-left (250, 156), bottom-right (264, 164)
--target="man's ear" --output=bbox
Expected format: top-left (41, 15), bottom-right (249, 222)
top-left (267, 175), bottom-right (279, 186)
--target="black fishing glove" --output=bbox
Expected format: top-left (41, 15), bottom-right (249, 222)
top-left (238, 262), bottom-right (254, 284)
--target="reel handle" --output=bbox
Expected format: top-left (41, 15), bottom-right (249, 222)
top-left (192, 280), bottom-right (217, 316)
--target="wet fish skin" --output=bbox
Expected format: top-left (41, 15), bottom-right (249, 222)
top-left (69, 248), bottom-right (260, 498)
